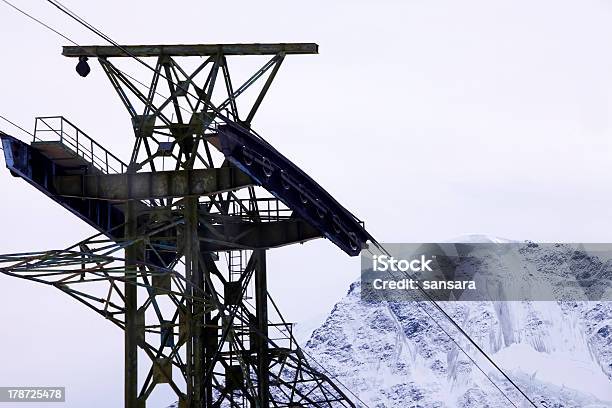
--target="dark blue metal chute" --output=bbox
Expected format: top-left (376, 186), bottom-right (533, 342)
top-left (216, 122), bottom-right (380, 256)
top-left (0, 132), bottom-right (125, 237)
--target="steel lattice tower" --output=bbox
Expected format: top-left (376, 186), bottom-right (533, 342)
top-left (0, 43), bottom-right (376, 408)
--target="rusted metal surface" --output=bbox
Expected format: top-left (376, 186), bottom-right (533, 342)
top-left (199, 219), bottom-right (322, 251)
top-left (53, 167), bottom-right (253, 200)
top-left (62, 43), bottom-right (318, 57)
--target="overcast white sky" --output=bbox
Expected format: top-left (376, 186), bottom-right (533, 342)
top-left (2, 0), bottom-right (612, 406)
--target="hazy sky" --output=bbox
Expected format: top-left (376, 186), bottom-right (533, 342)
top-left (2, 0), bottom-right (612, 406)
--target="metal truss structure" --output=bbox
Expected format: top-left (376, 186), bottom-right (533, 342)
top-left (0, 43), bottom-right (376, 407)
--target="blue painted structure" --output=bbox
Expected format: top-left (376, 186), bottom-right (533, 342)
top-left (217, 123), bottom-right (378, 256)
top-left (1, 132), bottom-right (125, 238)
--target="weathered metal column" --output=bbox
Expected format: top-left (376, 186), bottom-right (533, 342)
top-left (254, 249), bottom-right (269, 407)
top-left (203, 263), bottom-right (214, 408)
top-left (184, 196), bottom-right (204, 407)
top-left (124, 197), bottom-right (139, 408)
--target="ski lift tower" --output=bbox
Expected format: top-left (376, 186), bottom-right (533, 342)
top-left (0, 43), bottom-right (376, 408)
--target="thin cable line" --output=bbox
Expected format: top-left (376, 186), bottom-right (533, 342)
top-left (0, 114), bottom-right (34, 137)
top-left (0, 0), bottom-right (196, 123)
top-left (45, 0), bottom-right (228, 120)
top-left (0, 0), bottom-right (78, 46)
top-left (44, 0), bottom-right (279, 148)
top-left (375, 244), bottom-right (536, 406)
top-left (334, 248), bottom-right (521, 407)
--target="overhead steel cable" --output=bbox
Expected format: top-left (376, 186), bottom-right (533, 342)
top-left (368, 245), bottom-right (537, 407)
top-left (0, 114), bottom-right (36, 150)
top-left (0, 0), bottom-right (200, 142)
top-left (0, 0), bottom-right (77, 46)
top-left (0, 1), bottom-right (182, 161)
top-left (0, 0), bottom-right (208, 130)
top-left (0, 114), bottom-right (34, 137)
top-left (42, 0), bottom-right (324, 159)
top-left (44, 0), bottom-right (235, 125)
top-left (364, 246), bottom-right (524, 407)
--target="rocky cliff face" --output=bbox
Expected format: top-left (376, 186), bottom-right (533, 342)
top-left (303, 280), bottom-right (612, 407)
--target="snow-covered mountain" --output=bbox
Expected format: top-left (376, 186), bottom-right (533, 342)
top-left (304, 239), bottom-right (612, 407)
top-left (304, 282), bottom-right (612, 407)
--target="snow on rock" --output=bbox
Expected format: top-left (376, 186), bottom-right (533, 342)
top-left (303, 279), bottom-right (612, 407)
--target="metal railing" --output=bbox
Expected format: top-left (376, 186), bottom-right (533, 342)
top-left (224, 198), bottom-right (293, 222)
top-left (268, 322), bottom-right (295, 350)
top-left (33, 116), bottom-right (127, 174)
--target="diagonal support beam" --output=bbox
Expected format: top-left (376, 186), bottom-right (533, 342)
top-left (245, 54), bottom-right (285, 125)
